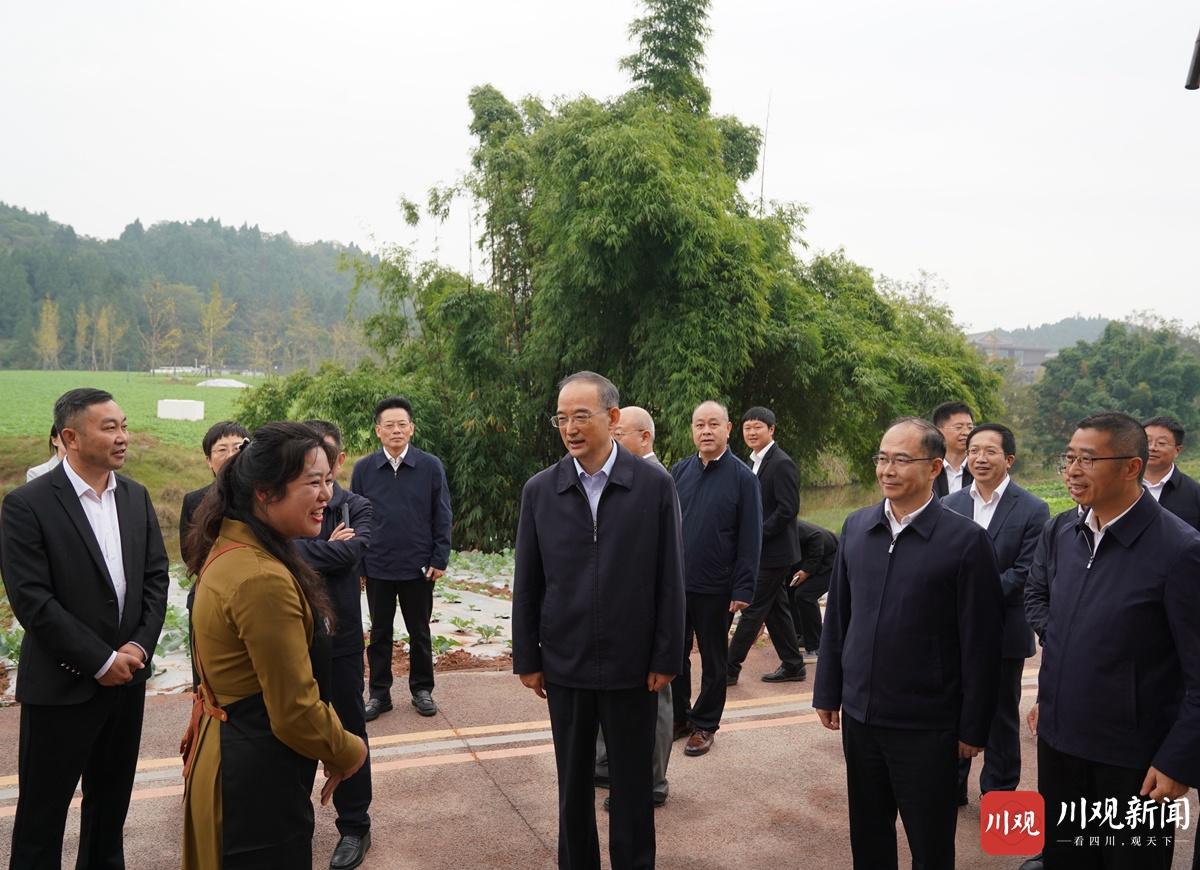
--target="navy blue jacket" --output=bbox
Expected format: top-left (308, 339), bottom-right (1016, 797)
top-left (350, 445), bottom-right (451, 581)
top-left (1023, 506), bottom-right (1080, 645)
top-left (1037, 491), bottom-right (1200, 784)
top-left (793, 519), bottom-right (838, 579)
top-left (512, 444), bottom-right (686, 690)
top-left (670, 449), bottom-right (762, 601)
top-left (1157, 466), bottom-right (1200, 532)
top-left (293, 482), bottom-right (372, 656)
top-left (812, 496), bottom-right (1004, 746)
top-left (943, 480), bottom-right (1049, 659)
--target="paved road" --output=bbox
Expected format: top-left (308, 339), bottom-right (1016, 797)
top-left (0, 646), bottom-right (1194, 869)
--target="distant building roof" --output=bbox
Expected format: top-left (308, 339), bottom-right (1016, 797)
top-left (197, 378), bottom-right (251, 388)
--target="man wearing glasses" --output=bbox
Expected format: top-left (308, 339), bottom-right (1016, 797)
top-left (352, 395), bottom-right (452, 721)
top-left (1028, 412), bottom-right (1200, 869)
top-left (813, 417), bottom-right (1003, 870)
top-left (932, 401), bottom-right (975, 497)
top-left (1141, 415), bottom-right (1200, 531)
top-left (513, 372), bottom-right (685, 869)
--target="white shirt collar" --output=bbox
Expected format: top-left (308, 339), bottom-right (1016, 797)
top-left (573, 439), bottom-right (618, 481)
top-left (969, 474), bottom-right (1011, 507)
top-left (1084, 495), bottom-right (1141, 553)
top-left (884, 493), bottom-right (934, 537)
top-left (62, 456), bottom-right (116, 499)
top-left (750, 440), bottom-right (775, 465)
top-left (384, 444), bottom-right (410, 466)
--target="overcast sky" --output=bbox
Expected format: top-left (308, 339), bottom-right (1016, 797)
top-left (3, 1), bottom-right (1198, 333)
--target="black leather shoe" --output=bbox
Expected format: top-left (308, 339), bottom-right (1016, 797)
top-left (1017, 853), bottom-right (1043, 870)
top-left (363, 697), bottom-right (392, 722)
top-left (330, 832), bottom-right (370, 870)
top-left (412, 690), bottom-right (438, 717)
top-left (726, 672), bottom-right (739, 686)
top-left (761, 664), bottom-right (807, 682)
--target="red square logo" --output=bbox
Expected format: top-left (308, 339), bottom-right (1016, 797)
top-left (980, 791), bottom-right (1045, 855)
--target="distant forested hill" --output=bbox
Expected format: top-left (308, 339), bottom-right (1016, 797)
top-left (0, 202), bottom-right (379, 372)
top-left (1005, 315), bottom-right (1110, 350)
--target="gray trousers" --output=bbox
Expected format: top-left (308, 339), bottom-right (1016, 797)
top-left (595, 683), bottom-right (673, 801)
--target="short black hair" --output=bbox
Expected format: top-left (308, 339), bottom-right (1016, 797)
top-left (54, 388), bottom-right (114, 435)
top-left (1142, 415), bottom-right (1185, 447)
top-left (967, 422), bottom-right (1016, 457)
top-left (557, 371), bottom-right (620, 410)
top-left (48, 424), bottom-right (59, 452)
top-left (741, 406), bottom-right (776, 428)
top-left (1076, 412), bottom-right (1149, 483)
top-left (202, 421), bottom-right (250, 457)
top-left (888, 416), bottom-right (946, 459)
top-left (374, 396), bottom-right (414, 424)
top-left (305, 419), bottom-right (343, 450)
top-left (931, 401), bottom-right (974, 428)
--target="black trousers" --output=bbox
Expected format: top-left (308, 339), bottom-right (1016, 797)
top-left (330, 651), bottom-right (372, 837)
top-left (365, 576), bottom-right (434, 698)
top-left (546, 682), bottom-right (658, 870)
top-left (11, 682), bottom-right (146, 870)
top-left (727, 563), bottom-right (804, 675)
top-left (841, 712), bottom-right (958, 870)
top-left (672, 591), bottom-right (733, 732)
top-left (1038, 739), bottom-right (1175, 869)
top-left (959, 655), bottom-right (1023, 795)
top-left (786, 569), bottom-right (830, 652)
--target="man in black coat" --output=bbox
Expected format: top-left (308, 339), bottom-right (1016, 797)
top-left (178, 420), bottom-right (250, 565)
top-left (786, 519), bottom-right (838, 661)
top-left (295, 421), bottom-right (374, 870)
top-left (942, 423), bottom-right (1049, 804)
top-left (513, 371), bottom-right (685, 870)
top-left (931, 401), bottom-right (974, 497)
top-left (0, 388), bottom-right (170, 869)
top-left (726, 406), bottom-right (806, 684)
top-left (1142, 415), bottom-right (1200, 531)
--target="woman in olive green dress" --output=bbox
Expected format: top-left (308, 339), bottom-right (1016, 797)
top-left (182, 422), bottom-right (367, 869)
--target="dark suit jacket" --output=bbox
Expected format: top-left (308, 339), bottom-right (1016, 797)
top-left (934, 463), bottom-right (973, 498)
top-left (0, 462), bottom-right (171, 705)
top-left (812, 496), bottom-right (1004, 746)
top-left (179, 483), bottom-right (212, 568)
top-left (1037, 492), bottom-right (1200, 783)
top-left (943, 480), bottom-right (1050, 659)
top-left (513, 443), bottom-right (686, 689)
top-left (294, 482), bottom-right (372, 656)
top-left (793, 519), bottom-right (838, 579)
top-left (748, 443), bottom-right (801, 568)
top-left (1023, 507), bottom-right (1080, 645)
top-left (1156, 466), bottom-right (1200, 532)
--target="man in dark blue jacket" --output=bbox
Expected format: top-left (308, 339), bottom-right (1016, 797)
top-left (670, 401), bottom-right (762, 757)
top-left (1031, 412), bottom-right (1200, 869)
top-left (1142, 414), bottom-right (1200, 531)
top-left (813, 417), bottom-right (1004, 870)
top-left (351, 396), bottom-right (452, 720)
top-left (942, 423), bottom-right (1049, 804)
top-left (296, 421), bottom-right (374, 870)
top-left (513, 371), bottom-right (685, 870)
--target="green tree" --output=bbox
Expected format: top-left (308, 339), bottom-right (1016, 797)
top-left (74, 301), bottom-right (92, 370)
top-left (200, 280), bottom-right (236, 373)
top-left (620, 0), bottom-right (712, 112)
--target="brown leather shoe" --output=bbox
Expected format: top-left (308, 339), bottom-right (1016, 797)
top-left (671, 721), bottom-right (693, 742)
top-left (684, 729), bottom-right (714, 756)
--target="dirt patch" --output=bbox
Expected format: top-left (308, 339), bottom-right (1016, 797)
top-left (387, 643), bottom-right (512, 675)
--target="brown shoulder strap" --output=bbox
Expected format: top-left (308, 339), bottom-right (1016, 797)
top-left (192, 543), bottom-right (251, 721)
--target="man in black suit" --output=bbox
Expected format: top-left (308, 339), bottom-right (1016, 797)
top-left (786, 519), bottom-right (838, 663)
top-left (1142, 415), bottom-right (1200, 531)
top-left (295, 421), bottom-right (375, 870)
top-left (0, 388), bottom-right (170, 869)
top-left (932, 401), bottom-right (974, 497)
top-left (727, 406), bottom-right (807, 684)
top-left (513, 372), bottom-right (685, 870)
top-left (178, 420), bottom-right (249, 565)
top-left (942, 423), bottom-right (1049, 804)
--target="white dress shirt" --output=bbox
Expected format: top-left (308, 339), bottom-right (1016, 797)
top-left (749, 440), bottom-right (775, 476)
top-left (944, 459), bottom-right (966, 494)
top-left (968, 475), bottom-right (1011, 530)
top-left (574, 440), bottom-right (618, 521)
top-left (386, 443), bottom-right (410, 471)
top-left (1143, 465), bottom-right (1174, 503)
top-left (885, 494), bottom-right (935, 539)
top-left (62, 458), bottom-right (128, 678)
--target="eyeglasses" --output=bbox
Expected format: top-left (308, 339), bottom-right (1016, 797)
top-left (1148, 439), bottom-right (1177, 450)
top-left (1056, 453), bottom-right (1137, 473)
top-left (613, 427), bottom-right (646, 438)
top-left (941, 423), bottom-right (974, 433)
top-left (378, 420), bottom-right (412, 432)
top-left (966, 447), bottom-right (1006, 459)
top-left (872, 454), bottom-right (939, 468)
top-left (550, 410), bottom-right (607, 429)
